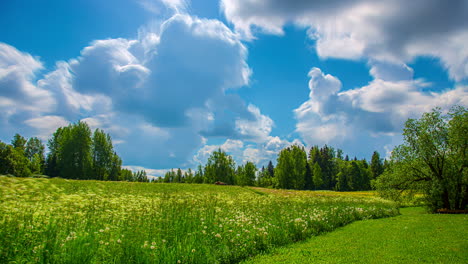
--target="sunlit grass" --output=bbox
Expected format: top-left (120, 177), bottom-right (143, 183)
top-left (0, 176), bottom-right (398, 263)
top-left (243, 207), bottom-right (468, 263)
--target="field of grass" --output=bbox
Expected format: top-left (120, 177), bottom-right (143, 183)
top-left (0, 176), bottom-right (398, 263)
top-left (243, 207), bottom-right (468, 264)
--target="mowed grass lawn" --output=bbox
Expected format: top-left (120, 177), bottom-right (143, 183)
top-left (243, 207), bottom-right (468, 264)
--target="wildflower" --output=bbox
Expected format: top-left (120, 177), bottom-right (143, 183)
top-left (191, 249), bottom-right (196, 253)
top-left (150, 246), bottom-right (155, 250)
top-left (99, 241), bottom-right (104, 245)
top-left (215, 233), bottom-right (221, 238)
top-left (162, 239), bottom-right (167, 243)
top-left (117, 239), bottom-right (121, 244)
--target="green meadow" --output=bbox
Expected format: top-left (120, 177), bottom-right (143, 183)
top-left (0, 176), bottom-right (397, 263)
top-left (244, 207), bottom-right (468, 264)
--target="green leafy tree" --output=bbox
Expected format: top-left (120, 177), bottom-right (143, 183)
top-left (108, 152), bottom-right (122, 181)
top-left (376, 106), bottom-right (468, 211)
top-left (120, 168), bottom-right (134, 181)
top-left (175, 168), bottom-right (183, 183)
top-left (313, 162), bottom-right (323, 188)
top-left (335, 160), bottom-right (350, 191)
top-left (275, 147), bottom-right (294, 189)
top-left (204, 149), bottom-right (235, 184)
top-left (348, 161), bottom-right (362, 191)
top-left (46, 128), bottom-right (64, 177)
top-left (319, 145), bottom-right (336, 189)
top-left (164, 169), bottom-right (175, 183)
top-left (236, 161), bottom-right (256, 186)
top-left (92, 129), bottom-right (114, 180)
top-left (0, 141), bottom-right (31, 177)
top-left (267, 161), bottom-right (274, 178)
top-left (291, 145), bottom-right (307, 189)
top-left (304, 162), bottom-right (313, 190)
top-left (312, 162), bottom-right (323, 190)
top-left (11, 133), bottom-right (27, 152)
top-left (25, 137), bottom-right (45, 174)
top-left (185, 168), bottom-right (194, 183)
top-left (276, 145), bottom-right (307, 189)
top-left (193, 165), bottom-right (204, 183)
top-left (59, 122), bottom-right (93, 179)
top-left (134, 170), bottom-right (149, 182)
top-left (370, 151), bottom-right (384, 180)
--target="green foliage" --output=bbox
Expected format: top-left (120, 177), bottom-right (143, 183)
top-left (0, 176), bottom-right (398, 264)
top-left (57, 121), bottom-right (93, 179)
top-left (25, 137), bottom-right (45, 174)
top-left (204, 148), bottom-right (236, 184)
top-left (41, 122), bottom-right (127, 182)
top-left (312, 162), bottom-right (323, 189)
top-left (376, 106), bottom-right (468, 211)
top-left (92, 129), bottom-right (114, 180)
top-left (370, 151), bottom-right (384, 180)
top-left (236, 161), bottom-right (257, 186)
top-left (0, 141), bottom-right (31, 177)
top-left (119, 168), bottom-right (134, 181)
top-left (257, 166), bottom-right (275, 188)
top-left (275, 145), bottom-right (307, 189)
top-left (193, 165), bottom-right (204, 183)
top-left (11, 133), bottom-right (27, 152)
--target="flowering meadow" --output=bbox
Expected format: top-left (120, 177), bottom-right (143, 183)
top-left (0, 176), bottom-right (398, 263)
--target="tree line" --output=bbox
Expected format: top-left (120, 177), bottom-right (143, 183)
top-left (0, 121), bottom-right (148, 182)
top-left (158, 145), bottom-right (385, 191)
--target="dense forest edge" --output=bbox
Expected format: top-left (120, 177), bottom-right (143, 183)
top-left (1, 106), bottom-right (467, 212)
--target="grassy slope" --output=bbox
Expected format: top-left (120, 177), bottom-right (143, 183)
top-left (244, 207), bottom-right (468, 264)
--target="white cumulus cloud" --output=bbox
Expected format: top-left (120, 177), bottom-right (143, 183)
top-left (221, 0), bottom-right (468, 81)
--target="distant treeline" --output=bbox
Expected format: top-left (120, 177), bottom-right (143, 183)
top-left (1, 122), bottom-right (385, 191)
top-left (158, 145), bottom-right (386, 191)
top-left (0, 121), bottom-right (148, 182)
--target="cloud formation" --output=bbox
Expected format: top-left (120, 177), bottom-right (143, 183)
top-left (0, 11), bottom-right (274, 169)
top-left (221, 0), bottom-right (468, 81)
top-left (294, 66), bottom-right (468, 155)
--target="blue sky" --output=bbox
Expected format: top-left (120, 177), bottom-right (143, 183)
top-left (1, 0), bottom-right (467, 176)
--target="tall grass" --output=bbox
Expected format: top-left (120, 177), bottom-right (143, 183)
top-left (0, 176), bottom-right (398, 263)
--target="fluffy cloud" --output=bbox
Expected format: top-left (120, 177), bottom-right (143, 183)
top-left (294, 66), bottom-right (468, 155)
top-left (1, 11), bottom-right (276, 169)
top-left (63, 14), bottom-right (264, 168)
top-left (0, 43), bottom-right (55, 121)
top-left (234, 104), bottom-right (273, 143)
top-left (221, 0), bottom-right (468, 81)
top-left (23, 116), bottom-right (69, 141)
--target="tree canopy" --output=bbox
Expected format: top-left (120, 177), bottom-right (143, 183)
top-left (376, 106), bottom-right (467, 211)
